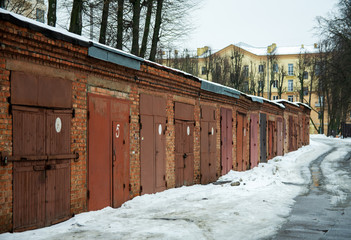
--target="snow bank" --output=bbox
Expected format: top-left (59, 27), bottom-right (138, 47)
top-left (0, 137), bottom-right (336, 240)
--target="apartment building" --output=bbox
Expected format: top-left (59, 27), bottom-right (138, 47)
top-left (0, 0), bottom-right (46, 23)
top-left (165, 43), bottom-right (325, 134)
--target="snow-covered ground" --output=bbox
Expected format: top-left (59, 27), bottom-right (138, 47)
top-left (1, 135), bottom-right (350, 240)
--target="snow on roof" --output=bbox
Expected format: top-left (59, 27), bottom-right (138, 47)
top-left (245, 94), bottom-right (285, 109)
top-left (236, 42), bottom-right (319, 56)
top-left (272, 99), bottom-right (300, 108)
top-left (294, 102), bottom-right (312, 110)
top-left (1, 8), bottom-right (292, 109)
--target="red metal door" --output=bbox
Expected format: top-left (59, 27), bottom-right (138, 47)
top-left (268, 120), bottom-right (275, 159)
top-left (200, 106), bottom-right (217, 184)
top-left (175, 120), bottom-right (184, 187)
top-left (200, 121), bottom-right (210, 183)
top-left (288, 116), bottom-right (294, 152)
top-left (88, 94), bottom-right (130, 210)
top-left (294, 117), bottom-right (298, 150)
top-left (221, 108), bottom-right (233, 175)
top-left (140, 94), bottom-right (166, 194)
top-left (183, 122), bottom-right (194, 185)
top-left (88, 95), bottom-right (111, 211)
top-left (260, 113), bottom-right (267, 163)
top-left (250, 114), bottom-right (258, 168)
top-left (155, 117), bottom-right (166, 192)
top-left (175, 102), bottom-right (194, 187)
top-left (112, 120), bottom-right (129, 207)
top-left (236, 113), bottom-right (244, 171)
top-left (140, 115), bottom-right (154, 194)
top-left (208, 121), bottom-right (217, 181)
top-left (277, 118), bottom-right (283, 156)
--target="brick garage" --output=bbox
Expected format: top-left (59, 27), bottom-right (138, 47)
top-left (0, 10), bottom-right (310, 233)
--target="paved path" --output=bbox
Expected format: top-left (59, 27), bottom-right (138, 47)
top-left (272, 139), bottom-right (351, 240)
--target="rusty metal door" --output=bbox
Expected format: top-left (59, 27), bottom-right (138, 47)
top-left (236, 113), bottom-right (244, 171)
top-left (288, 116), bottom-right (294, 152)
top-left (268, 121), bottom-right (274, 159)
top-left (88, 94), bottom-right (130, 210)
top-left (276, 118), bottom-right (283, 156)
top-left (200, 106), bottom-right (217, 184)
top-left (140, 94), bottom-right (166, 194)
top-left (250, 114), bottom-right (259, 168)
top-left (13, 107), bottom-right (46, 231)
top-left (88, 95), bottom-right (111, 211)
top-left (13, 107), bottom-right (71, 231)
top-left (45, 110), bottom-right (71, 225)
top-left (175, 102), bottom-right (194, 187)
top-left (221, 108), bottom-right (233, 175)
top-left (260, 113), bottom-right (267, 163)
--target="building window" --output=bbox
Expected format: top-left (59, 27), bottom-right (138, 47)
top-left (288, 64), bottom-right (294, 76)
top-left (201, 66), bottom-right (207, 75)
top-left (36, 8), bottom-right (44, 23)
top-left (315, 96), bottom-right (323, 107)
top-left (273, 95), bottom-right (278, 100)
top-left (303, 87), bottom-right (308, 96)
top-left (303, 71), bottom-right (308, 79)
top-left (273, 63), bottom-right (278, 73)
top-left (288, 80), bottom-right (293, 92)
top-left (272, 80), bottom-right (278, 88)
top-left (288, 95), bottom-right (294, 102)
top-left (243, 65), bottom-right (249, 77)
top-left (243, 81), bottom-right (249, 92)
top-left (259, 65), bottom-right (264, 73)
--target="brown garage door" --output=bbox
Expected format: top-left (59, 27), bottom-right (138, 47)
top-left (140, 94), bottom-right (166, 195)
top-left (260, 113), bottom-right (267, 163)
top-left (175, 102), bottom-right (194, 187)
top-left (268, 120), bottom-right (275, 160)
top-left (221, 108), bottom-right (233, 175)
top-left (236, 112), bottom-right (248, 171)
top-left (88, 94), bottom-right (130, 210)
top-left (200, 105), bottom-right (217, 184)
top-left (277, 117), bottom-right (283, 156)
top-left (13, 106), bottom-right (71, 231)
top-left (250, 113), bottom-right (259, 168)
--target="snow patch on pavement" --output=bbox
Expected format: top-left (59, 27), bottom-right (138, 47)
top-left (0, 137), bottom-right (337, 240)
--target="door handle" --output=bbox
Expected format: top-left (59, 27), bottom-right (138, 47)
top-left (183, 153), bottom-right (187, 159)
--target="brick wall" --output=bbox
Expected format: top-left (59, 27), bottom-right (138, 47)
top-left (0, 58), bottom-right (12, 232)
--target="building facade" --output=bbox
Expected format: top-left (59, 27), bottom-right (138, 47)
top-left (164, 43), bottom-right (325, 134)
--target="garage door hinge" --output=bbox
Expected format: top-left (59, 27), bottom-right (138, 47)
top-left (140, 186), bottom-right (143, 194)
top-left (72, 109), bottom-right (76, 118)
top-left (87, 111), bottom-right (90, 119)
top-left (129, 115), bottom-right (131, 123)
top-left (87, 190), bottom-right (90, 199)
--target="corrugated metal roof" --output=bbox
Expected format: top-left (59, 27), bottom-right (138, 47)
top-left (88, 43), bottom-right (143, 70)
top-left (201, 79), bottom-right (241, 99)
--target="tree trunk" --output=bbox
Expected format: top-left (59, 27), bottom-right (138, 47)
top-left (149, 0), bottom-right (163, 61)
top-left (139, 0), bottom-right (153, 58)
top-left (308, 74), bottom-right (314, 106)
top-left (99, 0), bottom-right (110, 44)
top-left (116, 0), bottom-right (124, 50)
top-left (299, 79), bottom-right (304, 102)
top-left (47, 0), bottom-right (57, 26)
top-left (69, 0), bottom-right (83, 35)
top-left (131, 0), bottom-right (141, 56)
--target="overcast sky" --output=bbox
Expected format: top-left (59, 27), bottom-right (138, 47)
top-left (183, 0), bottom-right (338, 51)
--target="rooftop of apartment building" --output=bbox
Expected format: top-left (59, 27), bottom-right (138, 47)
top-left (197, 42), bottom-right (320, 58)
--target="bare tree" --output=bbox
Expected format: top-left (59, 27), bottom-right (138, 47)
top-left (296, 50), bottom-right (311, 102)
top-left (139, 0), bottom-right (154, 58)
top-left (69, 0), bottom-right (83, 35)
top-left (2, 0), bottom-right (39, 17)
top-left (276, 65), bottom-right (286, 99)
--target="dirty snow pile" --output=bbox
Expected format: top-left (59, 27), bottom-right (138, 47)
top-left (0, 136), bottom-right (342, 240)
